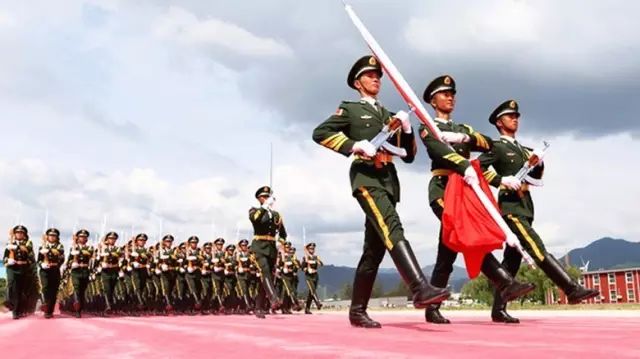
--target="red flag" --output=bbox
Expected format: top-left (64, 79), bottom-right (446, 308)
top-left (441, 160), bottom-right (505, 278)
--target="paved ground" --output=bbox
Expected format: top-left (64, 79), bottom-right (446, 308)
top-left (1, 310), bottom-right (639, 358)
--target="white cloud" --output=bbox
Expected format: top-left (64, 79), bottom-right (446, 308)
top-left (154, 6), bottom-right (293, 57)
top-left (0, 9), bottom-right (16, 27)
top-left (404, 0), bottom-right (640, 79)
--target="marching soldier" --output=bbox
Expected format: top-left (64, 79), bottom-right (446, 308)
top-left (419, 75), bottom-right (535, 324)
top-left (479, 100), bottom-right (599, 323)
top-left (279, 242), bottom-right (301, 313)
top-left (235, 239), bottom-right (253, 314)
top-left (129, 233), bottom-right (151, 311)
top-left (301, 242), bottom-right (323, 314)
top-left (156, 234), bottom-right (178, 313)
top-left (200, 241), bottom-right (214, 313)
top-left (174, 242), bottom-right (188, 312)
top-left (290, 246), bottom-right (300, 307)
top-left (3, 225), bottom-right (36, 319)
top-left (38, 228), bottom-right (65, 318)
top-left (248, 185), bottom-right (290, 319)
top-left (211, 238), bottom-right (226, 313)
top-left (312, 55), bottom-right (449, 328)
top-left (67, 229), bottom-right (94, 318)
top-left (99, 232), bottom-right (122, 315)
top-left (223, 244), bottom-right (238, 313)
top-left (185, 236), bottom-right (203, 312)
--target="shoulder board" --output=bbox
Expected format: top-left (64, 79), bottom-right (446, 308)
top-left (462, 124), bottom-right (474, 133)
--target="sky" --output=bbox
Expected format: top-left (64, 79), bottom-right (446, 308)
top-left (1, 0), bottom-right (639, 269)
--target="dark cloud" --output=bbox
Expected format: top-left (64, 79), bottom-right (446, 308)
top-left (157, 1), bottom-right (640, 140)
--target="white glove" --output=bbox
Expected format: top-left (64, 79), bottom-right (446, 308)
top-left (501, 176), bottom-right (522, 190)
top-left (212, 258), bottom-right (219, 263)
top-left (7, 244), bottom-right (17, 250)
top-left (71, 262), bottom-right (79, 269)
top-left (394, 110), bottom-right (412, 134)
top-left (101, 252), bottom-right (109, 257)
top-left (201, 269), bottom-right (208, 275)
top-left (505, 235), bottom-right (520, 248)
top-left (155, 269), bottom-right (162, 275)
top-left (463, 166), bottom-right (479, 186)
top-left (263, 196), bottom-right (276, 208)
top-left (70, 250), bottom-right (80, 255)
top-left (440, 131), bottom-right (470, 144)
top-left (96, 266), bottom-right (102, 273)
top-left (160, 255), bottom-right (169, 260)
top-left (40, 248), bottom-right (49, 254)
top-left (531, 148), bottom-right (545, 165)
top-left (351, 140), bottom-right (377, 157)
top-left (132, 262), bottom-right (140, 268)
top-left (130, 251), bottom-right (139, 257)
top-left (238, 267), bottom-right (244, 273)
top-left (177, 258), bottom-right (184, 263)
top-left (187, 267), bottom-right (195, 273)
top-left (7, 258), bottom-right (16, 266)
top-left (119, 271), bottom-right (125, 278)
top-left (187, 255), bottom-right (197, 261)
top-left (179, 268), bottom-right (185, 273)
top-left (283, 267), bottom-right (290, 274)
top-left (61, 264), bottom-right (67, 272)
top-left (161, 264), bottom-right (169, 271)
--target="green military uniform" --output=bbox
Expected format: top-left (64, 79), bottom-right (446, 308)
top-left (174, 243), bottom-right (188, 312)
top-left (185, 236), bottom-right (203, 311)
top-left (223, 245), bottom-right (238, 313)
top-left (279, 244), bottom-right (301, 313)
top-left (301, 242), bottom-right (323, 314)
top-left (312, 55), bottom-right (448, 328)
top-left (211, 238), bottom-right (226, 312)
top-left (235, 240), bottom-right (253, 313)
top-left (156, 235), bottom-right (178, 312)
top-left (37, 228), bottom-right (65, 318)
top-left (3, 225), bottom-right (37, 319)
top-left (479, 100), bottom-right (598, 322)
top-left (249, 185), bottom-right (289, 318)
top-left (129, 234), bottom-right (151, 310)
top-left (199, 242), bottom-right (214, 313)
top-left (67, 229), bottom-right (94, 318)
top-left (99, 232), bottom-right (122, 314)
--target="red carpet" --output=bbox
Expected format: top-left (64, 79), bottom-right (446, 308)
top-left (1, 311), bottom-right (638, 358)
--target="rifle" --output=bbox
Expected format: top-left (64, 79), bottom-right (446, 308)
top-left (343, 3), bottom-right (535, 267)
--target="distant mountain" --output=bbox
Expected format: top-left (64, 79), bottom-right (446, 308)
top-left (314, 264), bottom-right (468, 296)
top-left (562, 237), bottom-right (640, 270)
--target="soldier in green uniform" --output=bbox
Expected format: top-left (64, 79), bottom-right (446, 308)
top-left (67, 229), bottom-right (94, 318)
top-left (279, 242), bottom-right (301, 313)
top-left (174, 241), bottom-right (188, 312)
top-left (211, 238), bottom-right (226, 313)
top-left (312, 55), bottom-right (449, 328)
top-left (4, 225), bottom-right (36, 319)
top-left (301, 242), bottom-right (323, 314)
top-left (223, 244), bottom-right (238, 314)
top-left (290, 246), bottom-right (301, 308)
top-left (98, 231), bottom-right (122, 315)
top-left (247, 250), bottom-right (260, 304)
top-left (37, 228), bottom-right (65, 318)
top-left (185, 236), bottom-right (203, 312)
top-left (129, 233), bottom-right (151, 311)
top-left (249, 185), bottom-right (290, 319)
top-left (235, 239), bottom-right (253, 314)
top-left (418, 75), bottom-right (535, 324)
top-left (199, 241), bottom-right (214, 314)
top-left (479, 100), bottom-right (599, 323)
top-left (156, 234), bottom-right (178, 313)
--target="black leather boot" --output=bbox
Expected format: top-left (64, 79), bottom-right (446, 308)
top-left (482, 255), bottom-right (535, 302)
top-left (491, 289), bottom-right (519, 323)
top-left (425, 304), bottom-right (451, 324)
top-left (425, 268), bottom-right (452, 324)
top-left (539, 255), bottom-right (599, 304)
top-left (305, 296), bottom-right (313, 314)
top-left (262, 277), bottom-right (282, 310)
top-left (349, 271), bottom-right (381, 328)
top-left (390, 241), bottom-right (450, 309)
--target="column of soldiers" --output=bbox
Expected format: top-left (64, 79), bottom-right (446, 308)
top-left (2, 221), bottom-right (324, 319)
top-left (312, 55), bottom-right (599, 327)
